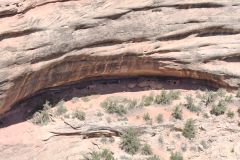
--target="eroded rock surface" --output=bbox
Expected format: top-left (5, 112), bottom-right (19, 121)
top-left (0, 0), bottom-right (240, 115)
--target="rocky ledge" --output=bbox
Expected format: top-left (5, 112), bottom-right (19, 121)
top-left (0, 0), bottom-right (240, 115)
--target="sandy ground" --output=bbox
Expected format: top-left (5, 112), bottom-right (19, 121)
top-left (0, 89), bottom-right (193, 160)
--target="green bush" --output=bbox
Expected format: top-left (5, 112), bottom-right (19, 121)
top-left (143, 113), bottom-right (151, 122)
top-left (203, 113), bottom-right (209, 118)
top-left (182, 119), bottom-right (196, 139)
top-left (238, 108), bottom-right (240, 117)
top-left (185, 95), bottom-right (199, 112)
top-left (142, 93), bottom-right (155, 106)
top-left (86, 149), bottom-right (115, 160)
top-left (101, 97), bottom-right (138, 116)
top-left (120, 128), bottom-right (141, 155)
top-left (210, 100), bottom-right (227, 116)
top-left (101, 149), bottom-right (115, 160)
top-left (224, 95), bottom-right (233, 103)
top-left (217, 88), bottom-right (227, 97)
top-left (55, 100), bottom-right (67, 116)
top-left (100, 137), bottom-right (115, 144)
top-left (236, 89), bottom-right (240, 98)
top-left (227, 110), bottom-right (234, 118)
top-left (147, 155), bottom-right (161, 160)
top-left (169, 90), bottom-right (181, 100)
top-left (141, 143), bottom-right (153, 155)
top-left (72, 109), bottom-right (86, 120)
top-left (81, 96), bottom-right (91, 102)
top-left (172, 105), bottom-right (183, 120)
top-left (119, 156), bottom-right (132, 160)
top-left (71, 97), bottom-right (79, 103)
top-left (156, 113), bottom-right (163, 123)
top-left (127, 99), bottom-right (139, 110)
top-left (97, 111), bottom-right (104, 117)
top-left (170, 152), bottom-right (183, 160)
top-left (101, 97), bottom-right (128, 116)
top-left (154, 90), bottom-right (172, 105)
top-left (201, 91), bottom-right (217, 106)
top-left (31, 101), bottom-right (52, 125)
top-left (158, 136), bottom-right (164, 145)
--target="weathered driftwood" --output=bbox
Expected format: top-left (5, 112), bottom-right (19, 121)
top-left (51, 126), bottom-right (123, 138)
top-left (44, 126), bottom-right (144, 141)
top-left (43, 122), bottom-right (178, 141)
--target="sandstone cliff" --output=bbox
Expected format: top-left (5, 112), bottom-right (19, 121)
top-left (0, 0), bottom-right (240, 115)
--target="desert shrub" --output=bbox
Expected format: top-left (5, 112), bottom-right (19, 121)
top-left (210, 100), bottom-right (227, 116)
top-left (217, 88), bottom-right (227, 97)
top-left (156, 113), bottom-right (163, 123)
top-left (100, 137), bottom-right (115, 144)
top-left (117, 116), bottom-right (128, 122)
top-left (158, 135), bottom-right (164, 145)
top-left (143, 113), bottom-right (151, 121)
top-left (31, 101), bottom-right (52, 125)
top-left (86, 149), bottom-right (115, 160)
top-left (154, 90), bottom-right (181, 106)
top-left (224, 95), bottom-right (233, 103)
top-left (154, 90), bottom-right (172, 105)
top-left (120, 128), bottom-right (141, 155)
top-left (109, 137), bottom-right (115, 143)
top-left (238, 108), bottom-right (240, 117)
top-left (101, 149), bottom-right (115, 160)
top-left (182, 119), bottom-right (196, 139)
top-left (169, 90), bottom-right (181, 100)
top-left (100, 136), bottom-right (108, 144)
top-left (236, 89), bottom-right (240, 98)
top-left (86, 151), bottom-right (100, 160)
top-left (127, 99), bottom-right (139, 110)
top-left (119, 155), bottom-right (132, 160)
top-left (32, 110), bottom-right (51, 126)
top-left (81, 96), bottom-right (91, 102)
top-left (142, 93), bottom-right (155, 106)
top-left (181, 143), bottom-right (187, 152)
top-left (227, 110), bottom-right (234, 118)
top-left (71, 97), bottom-right (79, 103)
top-left (203, 113), bottom-right (209, 118)
top-left (72, 109), bottom-right (85, 120)
top-left (101, 97), bottom-right (127, 116)
top-left (147, 155), bottom-right (161, 160)
top-left (201, 91), bottom-right (217, 106)
top-left (55, 100), bottom-right (67, 116)
top-left (97, 111), bottom-right (104, 117)
top-left (170, 152), bottom-right (183, 160)
top-left (172, 105), bottom-right (183, 120)
top-left (185, 95), bottom-right (199, 112)
top-left (143, 113), bottom-right (152, 125)
top-left (141, 143), bottom-right (153, 155)
top-left (101, 97), bottom-right (138, 116)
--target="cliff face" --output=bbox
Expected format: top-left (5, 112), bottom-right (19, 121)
top-left (0, 0), bottom-right (240, 115)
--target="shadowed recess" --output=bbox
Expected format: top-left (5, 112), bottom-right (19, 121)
top-left (0, 76), bottom-right (217, 127)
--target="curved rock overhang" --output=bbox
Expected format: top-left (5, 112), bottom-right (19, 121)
top-left (0, 53), bottom-right (237, 116)
top-left (0, 0), bottom-right (240, 116)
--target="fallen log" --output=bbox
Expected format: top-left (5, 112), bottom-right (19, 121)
top-left (43, 123), bottom-right (177, 141)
